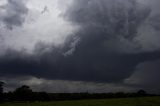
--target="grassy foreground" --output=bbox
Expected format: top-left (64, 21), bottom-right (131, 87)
top-left (1, 96), bottom-right (160, 106)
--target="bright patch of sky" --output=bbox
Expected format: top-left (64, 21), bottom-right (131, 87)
top-left (0, 0), bottom-right (78, 55)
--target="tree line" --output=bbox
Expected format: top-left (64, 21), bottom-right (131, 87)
top-left (0, 81), bottom-right (157, 103)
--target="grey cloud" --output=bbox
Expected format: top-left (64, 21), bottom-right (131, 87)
top-left (125, 59), bottom-right (160, 93)
top-left (64, 0), bottom-right (152, 53)
top-left (0, 0), bottom-right (160, 93)
top-left (1, 76), bottom-right (135, 93)
top-left (149, 14), bottom-right (160, 30)
top-left (1, 41), bottom-right (160, 83)
top-left (0, 0), bottom-right (28, 29)
top-left (41, 6), bottom-right (49, 14)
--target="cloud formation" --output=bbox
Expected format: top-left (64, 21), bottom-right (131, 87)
top-left (125, 59), bottom-right (160, 93)
top-left (1, 76), bottom-right (135, 93)
top-left (0, 0), bottom-right (160, 93)
top-left (0, 0), bottom-right (28, 29)
top-left (0, 0), bottom-right (77, 55)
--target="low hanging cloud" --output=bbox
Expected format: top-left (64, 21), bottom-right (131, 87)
top-left (1, 76), bottom-right (135, 93)
top-left (0, 0), bottom-right (160, 93)
top-left (125, 59), bottom-right (160, 93)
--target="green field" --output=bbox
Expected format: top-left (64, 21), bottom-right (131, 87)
top-left (1, 97), bottom-right (160, 106)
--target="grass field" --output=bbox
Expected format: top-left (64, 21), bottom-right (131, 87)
top-left (1, 97), bottom-right (160, 106)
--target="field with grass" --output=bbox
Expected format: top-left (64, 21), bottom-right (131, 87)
top-left (1, 96), bottom-right (160, 106)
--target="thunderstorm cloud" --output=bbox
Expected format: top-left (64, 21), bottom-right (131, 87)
top-left (0, 0), bottom-right (160, 93)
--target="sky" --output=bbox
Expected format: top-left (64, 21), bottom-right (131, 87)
top-left (0, 0), bottom-right (160, 94)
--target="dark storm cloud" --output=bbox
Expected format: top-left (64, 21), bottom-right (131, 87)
top-left (125, 59), bottom-right (160, 93)
top-left (0, 0), bottom-right (160, 84)
top-left (149, 14), bottom-right (160, 30)
top-left (64, 0), bottom-right (153, 53)
top-left (0, 0), bottom-right (28, 29)
top-left (0, 76), bottom-right (135, 93)
top-left (1, 45), bottom-right (160, 83)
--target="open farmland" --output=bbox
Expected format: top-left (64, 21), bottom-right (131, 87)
top-left (1, 96), bottom-right (160, 106)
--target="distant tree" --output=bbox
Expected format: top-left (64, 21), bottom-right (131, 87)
top-left (115, 92), bottom-right (125, 98)
top-left (13, 85), bottom-right (33, 101)
top-left (0, 81), bottom-right (4, 94)
top-left (36, 92), bottom-right (51, 101)
top-left (137, 89), bottom-right (147, 96)
top-left (0, 81), bottom-right (5, 103)
top-left (14, 85), bottom-right (32, 93)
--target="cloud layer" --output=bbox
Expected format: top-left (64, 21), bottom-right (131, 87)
top-left (0, 0), bottom-right (28, 29)
top-left (0, 0), bottom-right (160, 93)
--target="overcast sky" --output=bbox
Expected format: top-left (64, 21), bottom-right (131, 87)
top-left (0, 0), bottom-right (160, 94)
